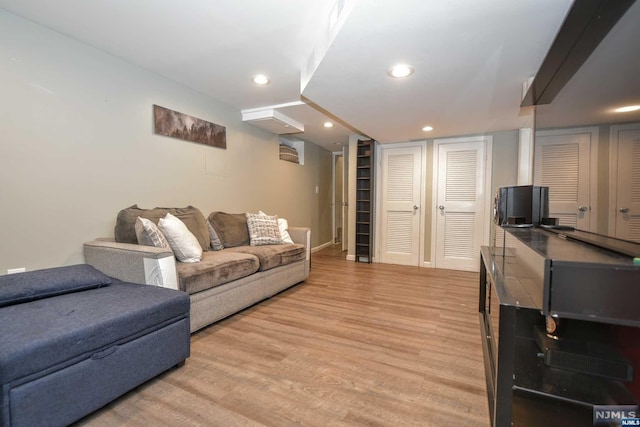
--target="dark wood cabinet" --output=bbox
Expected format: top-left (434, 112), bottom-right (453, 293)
top-left (355, 139), bottom-right (374, 263)
top-left (479, 228), bottom-right (640, 427)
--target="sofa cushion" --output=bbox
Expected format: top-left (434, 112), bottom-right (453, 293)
top-left (176, 251), bottom-right (260, 294)
top-left (246, 212), bottom-right (282, 246)
top-left (208, 212), bottom-right (249, 248)
top-left (115, 205), bottom-right (211, 251)
top-left (0, 265), bottom-right (111, 308)
top-left (225, 244), bottom-right (305, 271)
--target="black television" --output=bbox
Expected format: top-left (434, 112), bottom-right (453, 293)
top-left (494, 185), bottom-right (549, 227)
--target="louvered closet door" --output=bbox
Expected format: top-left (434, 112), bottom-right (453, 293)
top-left (379, 145), bottom-right (422, 266)
top-left (534, 131), bottom-right (591, 230)
top-left (435, 140), bottom-right (485, 272)
top-left (614, 128), bottom-right (640, 242)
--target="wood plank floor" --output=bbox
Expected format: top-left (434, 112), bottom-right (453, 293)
top-left (77, 245), bottom-right (490, 426)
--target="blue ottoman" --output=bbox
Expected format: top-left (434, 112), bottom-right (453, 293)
top-left (0, 264), bottom-right (190, 427)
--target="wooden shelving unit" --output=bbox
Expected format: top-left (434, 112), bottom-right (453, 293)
top-left (355, 139), bottom-right (374, 263)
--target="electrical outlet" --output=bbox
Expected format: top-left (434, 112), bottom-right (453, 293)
top-left (315, 185), bottom-right (319, 194)
top-left (7, 267), bottom-right (26, 274)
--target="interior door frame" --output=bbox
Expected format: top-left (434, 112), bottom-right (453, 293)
top-left (374, 140), bottom-right (427, 265)
top-left (332, 151), bottom-right (345, 248)
top-left (608, 122), bottom-right (640, 235)
top-left (430, 135), bottom-right (493, 269)
top-left (535, 126), bottom-right (599, 232)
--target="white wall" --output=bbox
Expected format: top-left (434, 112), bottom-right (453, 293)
top-left (491, 130), bottom-right (520, 191)
top-left (0, 10), bottom-right (333, 274)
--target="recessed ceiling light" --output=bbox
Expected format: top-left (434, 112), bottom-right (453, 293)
top-left (387, 64), bottom-right (415, 79)
top-left (323, 122), bottom-right (334, 128)
top-left (422, 126), bottom-right (434, 132)
top-left (251, 74), bottom-right (270, 85)
top-left (614, 105), bottom-right (640, 113)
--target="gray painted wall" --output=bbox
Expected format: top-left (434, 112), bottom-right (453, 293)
top-left (0, 10), bottom-right (333, 274)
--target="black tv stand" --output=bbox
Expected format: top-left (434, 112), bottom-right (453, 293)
top-left (479, 240), bottom-right (640, 427)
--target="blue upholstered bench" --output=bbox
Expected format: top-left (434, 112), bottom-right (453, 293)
top-left (0, 264), bottom-right (190, 427)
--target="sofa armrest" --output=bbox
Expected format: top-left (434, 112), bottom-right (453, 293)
top-left (288, 227), bottom-right (310, 257)
top-left (84, 240), bottom-right (179, 289)
top-left (288, 227), bottom-right (311, 277)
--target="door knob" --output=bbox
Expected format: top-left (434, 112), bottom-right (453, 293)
top-left (413, 205), bottom-right (419, 210)
top-left (438, 205), bottom-right (445, 211)
top-left (619, 207), bottom-right (630, 214)
top-left (578, 205), bottom-right (588, 212)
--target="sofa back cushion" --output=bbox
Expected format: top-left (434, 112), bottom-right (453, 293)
top-left (208, 212), bottom-right (250, 248)
top-left (115, 205), bottom-right (211, 251)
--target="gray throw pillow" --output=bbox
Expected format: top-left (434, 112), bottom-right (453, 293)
top-left (207, 221), bottom-right (224, 250)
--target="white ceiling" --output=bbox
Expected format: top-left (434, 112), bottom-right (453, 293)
top-left (0, 0), bottom-right (577, 151)
top-left (534, 1), bottom-right (640, 129)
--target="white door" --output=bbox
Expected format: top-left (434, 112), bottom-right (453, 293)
top-left (534, 129), bottom-right (593, 230)
top-left (434, 138), bottom-right (488, 272)
top-left (611, 126), bottom-right (640, 242)
top-left (378, 145), bottom-right (423, 266)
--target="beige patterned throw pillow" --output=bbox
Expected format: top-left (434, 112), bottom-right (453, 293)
top-left (258, 210), bottom-right (293, 244)
top-left (135, 217), bottom-right (172, 251)
top-left (246, 212), bottom-right (282, 246)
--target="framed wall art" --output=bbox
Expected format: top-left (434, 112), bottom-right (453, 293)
top-left (153, 104), bottom-right (226, 149)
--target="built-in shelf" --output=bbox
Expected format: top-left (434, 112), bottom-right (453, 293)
top-left (279, 136), bottom-right (304, 165)
top-left (355, 139), bottom-right (374, 263)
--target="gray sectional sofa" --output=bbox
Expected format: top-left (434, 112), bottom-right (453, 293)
top-left (84, 206), bottom-right (310, 333)
top-left (0, 264), bottom-right (190, 427)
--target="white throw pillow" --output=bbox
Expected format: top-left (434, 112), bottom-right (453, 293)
top-left (259, 210), bottom-right (294, 244)
top-left (158, 213), bottom-right (202, 263)
top-left (277, 218), bottom-right (294, 244)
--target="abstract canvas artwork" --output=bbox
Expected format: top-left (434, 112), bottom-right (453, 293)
top-left (153, 105), bottom-right (226, 149)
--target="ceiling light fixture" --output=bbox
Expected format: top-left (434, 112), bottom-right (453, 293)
top-left (323, 122), bottom-right (334, 128)
top-left (614, 105), bottom-right (640, 113)
top-left (422, 126), bottom-right (434, 132)
top-left (251, 74), bottom-right (270, 85)
top-left (387, 64), bottom-right (415, 79)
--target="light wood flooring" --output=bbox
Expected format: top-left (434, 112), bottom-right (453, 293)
top-left (77, 245), bottom-right (490, 426)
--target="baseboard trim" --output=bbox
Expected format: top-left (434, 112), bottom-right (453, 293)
top-left (346, 254), bottom-right (355, 261)
top-left (311, 241), bottom-right (334, 253)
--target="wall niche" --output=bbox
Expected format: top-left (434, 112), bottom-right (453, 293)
top-left (279, 136), bottom-right (304, 165)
